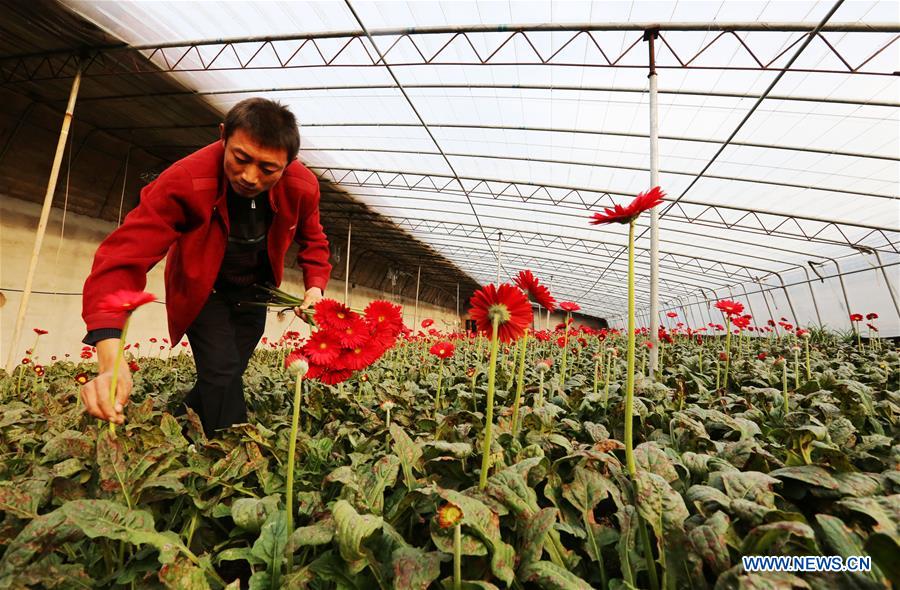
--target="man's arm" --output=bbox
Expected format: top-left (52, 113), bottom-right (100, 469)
top-left (80, 163), bottom-right (192, 423)
top-left (293, 179), bottom-right (332, 295)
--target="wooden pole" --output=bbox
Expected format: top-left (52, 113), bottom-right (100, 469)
top-left (413, 265), bottom-right (421, 330)
top-left (6, 66), bottom-right (82, 373)
top-left (344, 219), bottom-right (351, 305)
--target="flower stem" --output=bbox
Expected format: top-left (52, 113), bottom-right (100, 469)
top-left (108, 316), bottom-right (132, 436)
top-left (624, 220), bottom-right (637, 476)
top-left (782, 361), bottom-right (789, 416)
top-left (559, 314), bottom-right (570, 390)
top-left (479, 315), bottom-right (501, 490)
top-left (285, 374), bottom-right (303, 574)
top-left (723, 317), bottom-right (732, 389)
top-left (794, 348), bottom-right (800, 390)
top-left (510, 332), bottom-right (528, 436)
top-left (435, 359), bottom-right (444, 413)
top-left (805, 338), bottom-right (811, 380)
top-left (453, 523), bottom-right (462, 590)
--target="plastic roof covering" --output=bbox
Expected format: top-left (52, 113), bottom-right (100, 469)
top-left (62, 1), bottom-right (899, 327)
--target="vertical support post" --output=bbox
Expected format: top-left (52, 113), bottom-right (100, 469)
top-left (799, 265), bottom-right (824, 327)
top-left (753, 278), bottom-right (780, 336)
top-left (775, 272), bottom-right (799, 328)
top-left (6, 66), bottom-right (82, 373)
top-left (413, 265), bottom-right (421, 331)
top-left (739, 283), bottom-right (758, 322)
top-left (645, 29), bottom-right (661, 377)
top-left (828, 258), bottom-right (853, 327)
top-left (495, 231), bottom-right (503, 284)
top-left (344, 219), bottom-right (352, 305)
top-left (456, 282), bottom-right (461, 329)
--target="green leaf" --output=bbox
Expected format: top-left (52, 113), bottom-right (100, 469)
top-left (686, 485), bottom-right (732, 516)
top-left (250, 509), bottom-right (288, 580)
top-left (517, 507), bottom-right (558, 569)
top-left (563, 465), bottom-right (621, 515)
top-left (711, 471), bottom-right (779, 508)
top-left (865, 533), bottom-right (900, 587)
top-left (360, 454), bottom-right (400, 515)
top-left (634, 443), bottom-right (680, 485)
top-left (688, 511), bottom-right (731, 576)
top-left (390, 424), bottom-right (422, 488)
top-left (332, 499), bottom-right (384, 575)
top-left (59, 499), bottom-right (185, 564)
top-left (289, 517), bottom-right (335, 549)
top-left (389, 545), bottom-right (442, 590)
top-left (432, 489), bottom-right (515, 585)
top-left (309, 549), bottom-right (363, 589)
top-left (741, 521), bottom-right (819, 556)
top-left (0, 509), bottom-right (82, 578)
top-left (159, 556), bottom-right (212, 590)
top-left (40, 430), bottom-right (94, 463)
top-left (837, 495), bottom-right (900, 542)
top-left (231, 495), bottom-right (280, 533)
top-left (96, 429), bottom-right (128, 495)
top-left (520, 560), bottom-right (594, 590)
top-left (632, 471), bottom-right (689, 539)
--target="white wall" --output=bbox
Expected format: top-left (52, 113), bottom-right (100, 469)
top-left (1, 195), bottom-right (460, 364)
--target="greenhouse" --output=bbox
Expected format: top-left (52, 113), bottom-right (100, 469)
top-left (0, 0), bottom-right (897, 588)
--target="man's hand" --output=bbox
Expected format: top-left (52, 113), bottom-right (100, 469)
top-left (80, 338), bottom-right (132, 424)
top-left (294, 287), bottom-right (323, 317)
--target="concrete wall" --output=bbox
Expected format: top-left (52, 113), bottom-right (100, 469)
top-left (0, 195), bottom-right (461, 364)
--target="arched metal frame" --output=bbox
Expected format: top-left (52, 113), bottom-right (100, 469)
top-left (2, 11), bottom-right (897, 328)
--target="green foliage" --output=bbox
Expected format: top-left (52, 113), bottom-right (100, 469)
top-left (0, 332), bottom-right (896, 588)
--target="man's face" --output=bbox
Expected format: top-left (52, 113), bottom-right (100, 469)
top-left (221, 126), bottom-right (289, 198)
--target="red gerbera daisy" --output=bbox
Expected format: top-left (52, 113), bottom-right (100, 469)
top-left (421, 318), bottom-right (434, 329)
top-left (429, 342), bottom-right (455, 359)
top-left (468, 283), bottom-right (533, 343)
top-left (364, 300), bottom-right (403, 334)
top-left (715, 300), bottom-right (744, 317)
top-left (866, 312), bottom-right (878, 320)
top-left (33, 328), bottom-right (48, 335)
top-left (75, 372), bottom-right (89, 385)
top-left (337, 343), bottom-right (381, 371)
top-left (560, 301), bottom-right (580, 313)
top-left (338, 318), bottom-right (371, 348)
top-left (98, 290), bottom-right (157, 314)
top-left (314, 299), bottom-right (358, 330)
top-left (589, 186), bottom-right (665, 225)
top-left (849, 313), bottom-right (863, 322)
top-left (128, 360), bottom-right (140, 372)
top-left (513, 270), bottom-right (557, 312)
top-left (302, 330), bottom-right (342, 364)
top-left (307, 364), bottom-right (353, 385)
top-left (666, 312), bottom-right (677, 318)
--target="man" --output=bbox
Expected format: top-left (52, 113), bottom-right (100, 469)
top-left (80, 98), bottom-right (332, 433)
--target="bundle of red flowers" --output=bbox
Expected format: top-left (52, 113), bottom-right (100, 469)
top-left (301, 298), bottom-right (403, 384)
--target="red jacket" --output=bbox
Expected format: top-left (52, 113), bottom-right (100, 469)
top-left (83, 141), bottom-right (332, 345)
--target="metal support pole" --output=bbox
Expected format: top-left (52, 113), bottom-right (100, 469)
top-left (646, 29), bottom-right (661, 376)
top-left (344, 219), bottom-right (351, 305)
top-left (800, 265), bottom-right (824, 327)
top-left (495, 231), bottom-right (502, 284)
top-left (413, 265), bottom-right (421, 330)
top-left (456, 282), bottom-right (461, 329)
top-left (739, 283), bottom-right (758, 322)
top-left (6, 66), bottom-right (82, 373)
top-left (775, 272), bottom-right (799, 328)
top-left (753, 278), bottom-right (780, 336)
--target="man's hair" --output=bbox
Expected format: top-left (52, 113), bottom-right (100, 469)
top-left (223, 98), bottom-right (300, 162)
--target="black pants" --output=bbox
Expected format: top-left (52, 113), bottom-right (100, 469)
top-left (183, 286), bottom-right (267, 433)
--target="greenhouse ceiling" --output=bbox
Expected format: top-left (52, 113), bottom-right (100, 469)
top-left (8, 0), bottom-right (900, 322)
